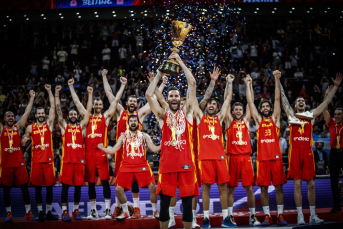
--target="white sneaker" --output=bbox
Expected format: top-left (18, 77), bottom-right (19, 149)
top-left (297, 213), bottom-right (305, 225)
top-left (168, 217), bottom-right (176, 228)
top-left (86, 209), bottom-right (99, 220)
top-left (104, 208), bottom-right (112, 220)
top-left (192, 218), bottom-right (200, 228)
top-left (249, 215), bottom-right (261, 226)
top-left (309, 215), bottom-right (324, 225)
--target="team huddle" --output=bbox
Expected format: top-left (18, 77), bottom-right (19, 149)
top-left (0, 52), bottom-right (342, 229)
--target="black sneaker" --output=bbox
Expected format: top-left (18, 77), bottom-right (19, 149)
top-left (38, 211), bottom-right (45, 222)
top-left (45, 210), bottom-right (59, 220)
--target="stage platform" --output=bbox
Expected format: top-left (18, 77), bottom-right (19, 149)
top-left (1, 208), bottom-right (342, 229)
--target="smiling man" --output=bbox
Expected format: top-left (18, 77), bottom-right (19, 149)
top-left (0, 90), bottom-right (37, 222)
top-left (23, 84), bottom-right (58, 222)
top-left (279, 73), bottom-right (342, 225)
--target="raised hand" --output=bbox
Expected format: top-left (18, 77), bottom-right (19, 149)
top-left (162, 75), bottom-right (168, 84)
top-left (273, 70), bottom-right (282, 80)
top-left (44, 84), bottom-right (51, 91)
top-left (244, 74), bottom-right (252, 85)
top-left (210, 66), bottom-right (221, 81)
top-left (227, 74), bottom-right (235, 83)
top-left (101, 69), bottom-right (108, 77)
top-left (332, 73), bottom-right (343, 86)
top-left (325, 85), bottom-right (333, 97)
top-left (147, 72), bottom-right (155, 83)
top-left (169, 52), bottom-right (181, 62)
top-left (87, 86), bottom-right (93, 94)
top-left (120, 76), bottom-right (127, 85)
top-left (29, 90), bottom-right (35, 98)
top-left (68, 78), bottom-right (75, 86)
top-left (55, 85), bottom-right (62, 92)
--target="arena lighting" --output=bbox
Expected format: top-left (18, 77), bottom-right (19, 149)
top-left (94, 12), bottom-right (97, 14)
top-left (130, 14), bottom-right (134, 16)
top-left (26, 18), bottom-right (29, 20)
top-left (41, 14), bottom-right (44, 17)
top-left (95, 15), bottom-right (99, 17)
top-left (292, 7), bottom-right (295, 10)
top-left (310, 7), bottom-right (313, 10)
top-left (254, 11), bottom-right (257, 14)
top-left (43, 17), bottom-right (46, 20)
top-left (112, 11), bottom-right (115, 13)
top-left (61, 16), bottom-right (64, 19)
top-left (307, 11), bottom-right (310, 13)
top-left (289, 11), bottom-right (292, 13)
top-left (272, 11), bottom-right (275, 13)
top-left (113, 14), bottom-right (116, 17)
top-left (76, 12), bottom-right (79, 15)
top-left (324, 11), bottom-right (327, 13)
top-left (24, 15), bottom-right (27, 17)
top-left (59, 13), bottom-right (62, 15)
top-left (327, 7), bottom-right (330, 9)
top-left (6, 16), bottom-right (9, 18)
top-left (274, 8), bottom-right (277, 10)
top-left (9, 19), bottom-right (12, 21)
top-left (256, 8), bottom-right (259, 10)
top-left (78, 16), bottom-right (81, 18)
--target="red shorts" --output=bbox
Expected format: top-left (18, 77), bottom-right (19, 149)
top-left (195, 159), bottom-right (202, 187)
top-left (1, 166), bottom-right (29, 186)
top-left (59, 163), bottom-right (85, 186)
top-left (30, 162), bottom-right (56, 186)
top-left (156, 171), bottom-right (200, 198)
top-left (227, 154), bottom-right (255, 187)
top-left (116, 170), bottom-right (155, 191)
top-left (199, 160), bottom-right (230, 184)
top-left (288, 146), bottom-right (315, 180)
top-left (257, 160), bottom-right (287, 186)
top-left (85, 150), bottom-right (109, 183)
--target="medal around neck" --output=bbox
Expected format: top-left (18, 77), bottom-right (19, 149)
top-left (159, 20), bottom-right (193, 76)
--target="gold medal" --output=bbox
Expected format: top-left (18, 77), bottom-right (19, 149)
top-left (91, 134), bottom-right (95, 138)
top-left (7, 128), bottom-right (14, 154)
top-left (40, 136), bottom-right (45, 150)
top-left (41, 145), bottom-right (45, 150)
top-left (210, 126), bottom-right (216, 140)
top-left (336, 136), bottom-right (341, 149)
top-left (237, 130), bottom-right (243, 145)
top-left (171, 139), bottom-right (177, 146)
top-left (72, 144), bottom-right (76, 149)
top-left (8, 148), bottom-right (13, 154)
top-left (130, 141), bottom-right (136, 155)
top-left (8, 139), bottom-right (13, 153)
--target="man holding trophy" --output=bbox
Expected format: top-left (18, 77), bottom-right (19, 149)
top-left (146, 21), bottom-right (199, 229)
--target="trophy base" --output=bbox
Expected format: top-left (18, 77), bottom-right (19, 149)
top-left (159, 60), bottom-right (180, 76)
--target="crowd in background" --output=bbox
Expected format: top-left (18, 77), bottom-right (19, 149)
top-left (0, 13), bottom-right (342, 182)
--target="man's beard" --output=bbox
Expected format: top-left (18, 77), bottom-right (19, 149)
top-left (68, 117), bottom-right (78, 124)
top-left (169, 101), bottom-right (181, 112)
top-left (5, 121), bottom-right (14, 128)
top-left (130, 125), bottom-right (138, 131)
top-left (37, 116), bottom-right (45, 122)
top-left (262, 110), bottom-right (272, 117)
top-left (128, 105), bottom-right (136, 113)
top-left (233, 113), bottom-right (243, 120)
top-left (206, 108), bottom-right (216, 116)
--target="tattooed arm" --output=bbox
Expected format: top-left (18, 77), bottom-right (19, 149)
top-left (199, 66), bottom-right (220, 111)
top-left (279, 79), bottom-right (295, 117)
top-left (55, 85), bottom-right (67, 135)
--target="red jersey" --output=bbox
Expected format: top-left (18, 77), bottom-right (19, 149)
top-left (160, 109), bottom-right (194, 173)
top-left (193, 117), bottom-right (198, 159)
top-left (119, 131), bottom-right (150, 172)
top-left (289, 119), bottom-right (313, 148)
top-left (327, 118), bottom-right (343, 149)
top-left (197, 115), bottom-right (225, 160)
top-left (225, 119), bottom-right (251, 155)
top-left (0, 125), bottom-right (25, 168)
top-left (61, 124), bottom-right (85, 164)
top-left (256, 118), bottom-right (281, 161)
top-left (31, 123), bottom-right (54, 164)
top-left (85, 114), bottom-right (108, 151)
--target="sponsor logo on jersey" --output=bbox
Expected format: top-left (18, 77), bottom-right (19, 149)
top-left (231, 141), bottom-right (248, 145)
top-left (164, 140), bottom-right (187, 146)
top-left (127, 151), bottom-right (144, 159)
top-left (202, 134), bottom-right (220, 140)
top-left (87, 133), bottom-right (103, 138)
top-left (293, 136), bottom-right (310, 141)
top-left (260, 139), bottom-right (276, 143)
top-left (3, 147), bottom-right (21, 152)
top-left (34, 143), bottom-right (50, 149)
top-left (66, 143), bottom-right (83, 148)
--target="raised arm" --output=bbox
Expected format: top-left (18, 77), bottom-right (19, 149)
top-left (245, 75), bottom-right (261, 126)
top-left (55, 85), bottom-right (67, 135)
top-left (218, 74), bottom-right (234, 123)
top-left (97, 135), bottom-right (124, 155)
top-left (312, 73), bottom-right (342, 118)
top-left (323, 85), bottom-right (333, 124)
top-left (225, 74), bottom-right (234, 125)
top-left (102, 69), bottom-right (124, 114)
top-left (68, 78), bottom-right (87, 117)
top-left (144, 133), bottom-right (161, 153)
top-left (22, 124), bottom-right (32, 146)
top-left (16, 90), bottom-right (35, 130)
top-left (169, 52), bottom-right (196, 117)
top-left (199, 66), bottom-right (220, 111)
top-left (86, 86), bottom-right (93, 114)
top-left (81, 87), bottom-right (93, 130)
top-left (147, 72), bottom-right (168, 110)
top-left (146, 69), bottom-right (165, 124)
top-left (272, 70), bottom-right (282, 126)
top-left (45, 84), bottom-right (55, 130)
top-left (279, 78), bottom-right (294, 117)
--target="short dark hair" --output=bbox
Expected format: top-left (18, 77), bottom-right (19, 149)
top-left (36, 107), bottom-right (45, 114)
top-left (127, 114), bottom-right (139, 123)
top-left (335, 107), bottom-right (343, 113)
top-left (295, 96), bottom-right (304, 102)
top-left (232, 102), bottom-right (244, 111)
top-left (207, 98), bottom-right (221, 110)
top-left (127, 95), bottom-right (137, 101)
top-left (259, 99), bottom-right (273, 110)
top-left (69, 108), bottom-right (79, 115)
top-left (93, 97), bottom-right (103, 103)
top-left (167, 86), bottom-right (181, 97)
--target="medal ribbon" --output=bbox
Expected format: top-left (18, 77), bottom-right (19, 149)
top-left (37, 123), bottom-right (45, 148)
top-left (91, 115), bottom-right (100, 135)
top-left (335, 123), bottom-right (343, 149)
top-left (206, 115), bottom-right (216, 138)
top-left (6, 127), bottom-right (14, 151)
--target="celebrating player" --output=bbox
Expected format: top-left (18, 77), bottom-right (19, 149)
top-left (23, 84), bottom-right (58, 222)
top-left (146, 52), bottom-right (199, 229)
top-left (102, 68), bottom-right (166, 218)
top-left (0, 90), bottom-right (37, 222)
top-left (279, 73), bottom-right (342, 224)
top-left (98, 115), bottom-right (160, 220)
top-left (245, 71), bottom-right (288, 226)
top-left (55, 85), bottom-right (92, 221)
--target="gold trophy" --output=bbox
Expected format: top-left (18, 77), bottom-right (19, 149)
top-left (159, 20), bottom-right (193, 76)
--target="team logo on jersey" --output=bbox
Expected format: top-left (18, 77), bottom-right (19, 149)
top-left (260, 139), bottom-right (275, 143)
top-left (20, 162), bottom-right (24, 165)
top-left (87, 133), bottom-right (102, 138)
top-left (275, 155), bottom-right (280, 158)
top-left (141, 167), bottom-right (147, 170)
top-left (48, 157), bottom-right (52, 160)
top-left (293, 136), bottom-right (310, 141)
top-left (262, 123), bottom-right (273, 128)
top-left (182, 165), bottom-right (190, 169)
top-left (203, 134), bottom-right (220, 140)
top-left (220, 155), bottom-right (225, 159)
top-left (231, 141), bottom-right (248, 145)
